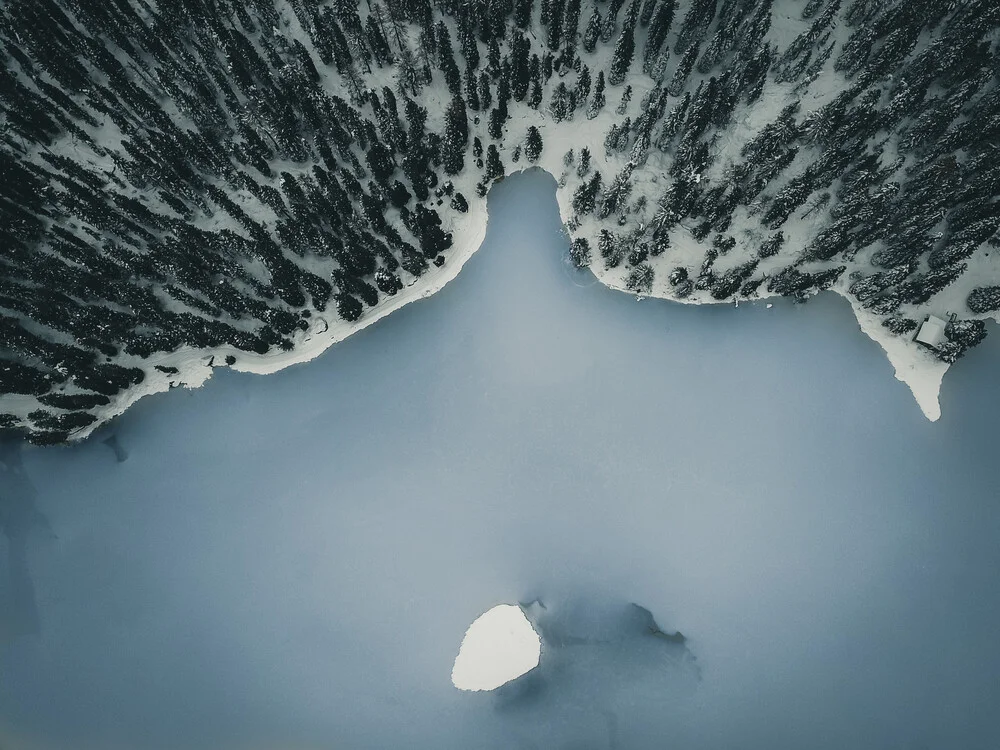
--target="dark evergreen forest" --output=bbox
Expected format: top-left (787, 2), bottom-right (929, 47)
top-left (1, 0), bottom-right (999, 442)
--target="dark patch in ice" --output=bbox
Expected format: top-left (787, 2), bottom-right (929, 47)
top-left (488, 596), bottom-right (698, 720)
top-left (101, 434), bottom-right (129, 463)
top-left (0, 441), bottom-right (51, 645)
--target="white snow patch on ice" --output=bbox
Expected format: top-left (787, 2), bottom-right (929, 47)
top-left (452, 604), bottom-right (540, 692)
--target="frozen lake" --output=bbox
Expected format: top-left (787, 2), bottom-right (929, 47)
top-left (2, 170), bottom-right (1000, 750)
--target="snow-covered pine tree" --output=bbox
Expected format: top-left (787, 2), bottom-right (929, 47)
top-left (524, 126), bottom-right (544, 162)
top-left (442, 96), bottom-right (470, 175)
top-left (587, 71), bottom-right (607, 118)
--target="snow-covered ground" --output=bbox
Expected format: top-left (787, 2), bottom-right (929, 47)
top-left (3, 173), bottom-right (1000, 750)
top-left (451, 604), bottom-right (540, 691)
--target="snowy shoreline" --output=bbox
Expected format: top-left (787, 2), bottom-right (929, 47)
top-left (587, 268), bottom-right (950, 423)
top-left (6, 1), bottom-right (996, 443)
top-left (551, 180), bottom-right (951, 423)
top-left (49, 175), bottom-right (492, 443)
top-left (51, 164), bottom-right (950, 444)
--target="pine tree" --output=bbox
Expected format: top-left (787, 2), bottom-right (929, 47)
top-left (459, 12), bottom-right (480, 70)
top-left (674, 0), bottom-right (717, 54)
top-left (396, 43), bottom-right (423, 95)
top-left (528, 80), bottom-right (543, 109)
top-left (609, 22), bottom-right (636, 85)
top-left (487, 37), bottom-right (502, 71)
top-left (366, 15), bottom-right (394, 65)
top-left (488, 107), bottom-right (506, 139)
top-left (645, 0), bottom-right (677, 66)
top-left (569, 237), bottom-right (592, 266)
top-left (599, 167), bottom-right (633, 218)
top-left (616, 85), bottom-right (632, 114)
top-left (573, 170), bottom-right (602, 214)
top-left (587, 71), bottom-right (607, 118)
top-left (485, 145), bottom-right (505, 181)
top-left (497, 66), bottom-right (512, 115)
top-left (524, 126), bottom-right (544, 162)
top-left (647, 48), bottom-right (670, 79)
top-left (542, 52), bottom-right (554, 82)
top-left (510, 34), bottom-right (533, 100)
top-left (550, 83), bottom-right (573, 121)
top-left (336, 292), bottom-right (363, 321)
top-left (442, 96), bottom-right (469, 175)
top-left (650, 229), bottom-right (671, 256)
top-left (583, 7), bottom-right (602, 53)
top-left (366, 141), bottom-right (397, 183)
top-left (563, 0), bottom-right (583, 49)
top-left (666, 44), bottom-right (698, 97)
top-left (575, 65), bottom-right (592, 106)
top-left (514, 0), bottom-right (535, 28)
top-left (375, 266), bottom-right (402, 295)
top-left (466, 65), bottom-right (481, 110)
top-left (599, 229), bottom-right (625, 268)
top-left (639, 0), bottom-right (657, 27)
top-left (435, 21), bottom-right (463, 95)
top-left (478, 72), bottom-right (492, 111)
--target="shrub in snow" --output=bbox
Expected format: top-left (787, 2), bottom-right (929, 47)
top-left (937, 319), bottom-right (989, 363)
top-left (335, 293), bottom-right (363, 322)
top-left (674, 279), bottom-right (694, 298)
top-left (968, 286), bottom-right (1000, 314)
top-left (626, 264), bottom-right (654, 294)
top-left (882, 317), bottom-right (918, 335)
top-left (570, 238), bottom-right (592, 267)
top-left (450, 192), bottom-right (469, 213)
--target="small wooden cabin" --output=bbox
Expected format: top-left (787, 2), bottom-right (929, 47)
top-left (915, 315), bottom-right (947, 350)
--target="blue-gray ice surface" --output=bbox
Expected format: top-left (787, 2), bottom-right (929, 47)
top-left (2, 171), bottom-right (1000, 750)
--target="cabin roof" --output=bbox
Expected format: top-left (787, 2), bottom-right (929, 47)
top-left (915, 315), bottom-right (947, 349)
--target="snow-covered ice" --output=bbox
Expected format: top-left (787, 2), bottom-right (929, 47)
top-left (451, 605), bottom-right (540, 691)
